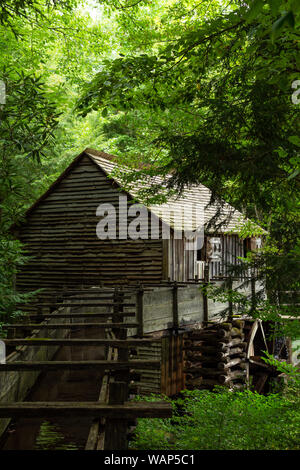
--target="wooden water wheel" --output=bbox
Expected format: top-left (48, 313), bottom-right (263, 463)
top-left (245, 319), bottom-right (288, 393)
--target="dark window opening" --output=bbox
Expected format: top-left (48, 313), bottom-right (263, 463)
top-left (243, 238), bottom-right (251, 257)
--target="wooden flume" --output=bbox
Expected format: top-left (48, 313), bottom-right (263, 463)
top-left (0, 286), bottom-right (172, 450)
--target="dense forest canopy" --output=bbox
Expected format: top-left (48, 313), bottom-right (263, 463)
top-left (0, 0), bottom-right (299, 330)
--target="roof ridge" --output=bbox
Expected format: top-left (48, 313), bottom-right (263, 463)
top-left (84, 148), bottom-right (118, 162)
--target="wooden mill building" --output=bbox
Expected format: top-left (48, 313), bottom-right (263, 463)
top-left (13, 148), bottom-right (259, 294)
top-left (5, 148), bottom-right (268, 399)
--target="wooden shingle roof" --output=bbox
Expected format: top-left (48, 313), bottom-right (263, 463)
top-left (85, 148), bottom-right (253, 234)
top-left (14, 147), bottom-right (261, 236)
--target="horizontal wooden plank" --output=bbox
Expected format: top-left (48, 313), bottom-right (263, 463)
top-left (4, 338), bottom-right (160, 347)
top-left (30, 295), bottom-right (131, 301)
top-left (31, 302), bottom-right (136, 308)
top-left (53, 296), bottom-right (132, 301)
top-left (0, 360), bottom-right (160, 372)
top-left (0, 402), bottom-right (172, 418)
top-left (22, 312), bottom-right (136, 319)
top-left (41, 289), bottom-right (133, 293)
top-left (65, 294), bottom-right (131, 305)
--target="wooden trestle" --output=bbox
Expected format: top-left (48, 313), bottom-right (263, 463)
top-left (0, 287), bottom-right (172, 450)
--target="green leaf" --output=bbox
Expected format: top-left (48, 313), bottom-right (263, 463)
top-left (269, 0), bottom-right (282, 16)
top-left (287, 169), bottom-right (300, 180)
top-left (288, 136), bottom-right (300, 147)
top-left (246, 0), bottom-right (264, 22)
top-left (272, 11), bottom-right (295, 39)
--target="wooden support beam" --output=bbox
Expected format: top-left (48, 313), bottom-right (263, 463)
top-left (137, 285), bottom-right (144, 337)
top-left (113, 295), bottom-right (130, 386)
top-left (60, 296), bottom-right (132, 301)
top-left (251, 276), bottom-right (256, 314)
top-left (0, 401), bottom-right (172, 419)
top-left (2, 322), bottom-right (139, 330)
top-left (203, 264), bottom-right (209, 324)
top-left (3, 338), bottom-right (160, 347)
top-left (31, 302), bottom-right (136, 308)
top-left (0, 360), bottom-right (161, 372)
top-left (172, 281), bottom-right (179, 330)
top-left (254, 373), bottom-right (269, 394)
top-left (23, 312), bottom-right (136, 319)
top-left (184, 338), bottom-right (247, 351)
top-left (227, 276), bottom-right (233, 321)
top-left (219, 369), bottom-right (247, 384)
top-left (217, 357), bottom-right (246, 370)
top-left (35, 296), bottom-right (132, 301)
top-left (86, 333), bottom-right (117, 451)
top-left (104, 381), bottom-right (128, 450)
top-left (36, 289), bottom-right (132, 295)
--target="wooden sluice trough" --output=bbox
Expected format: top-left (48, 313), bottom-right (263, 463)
top-left (0, 287), bottom-right (173, 450)
top-left (1, 282), bottom-right (280, 449)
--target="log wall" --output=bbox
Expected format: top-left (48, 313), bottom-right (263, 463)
top-left (184, 321), bottom-right (248, 390)
top-left (15, 152), bottom-right (254, 292)
top-left (16, 155), bottom-right (164, 293)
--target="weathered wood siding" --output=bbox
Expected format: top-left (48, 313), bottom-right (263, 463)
top-left (167, 234), bottom-right (252, 281)
top-left (15, 151), bottom-right (254, 292)
top-left (134, 333), bottom-right (185, 396)
top-left (16, 155), bottom-right (164, 293)
top-left (125, 285), bottom-right (204, 337)
top-left (167, 236), bottom-right (197, 281)
top-left (161, 333), bottom-right (185, 395)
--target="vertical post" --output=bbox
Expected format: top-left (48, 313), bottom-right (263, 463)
top-left (137, 284), bottom-right (144, 337)
top-left (204, 263), bottom-right (209, 282)
top-left (228, 276), bottom-right (233, 321)
top-left (203, 263), bottom-right (209, 324)
top-left (113, 287), bottom-right (129, 392)
top-left (116, 328), bottom-right (129, 387)
top-left (104, 288), bottom-right (130, 450)
top-left (171, 280), bottom-right (179, 391)
top-left (172, 281), bottom-right (179, 330)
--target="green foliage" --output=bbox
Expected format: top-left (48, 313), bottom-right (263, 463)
top-left (0, 71), bottom-right (60, 222)
top-left (0, 0), bottom-right (298, 329)
top-left (255, 302), bottom-right (300, 340)
top-left (77, 0), bottom-right (300, 305)
top-left (0, 238), bottom-right (38, 328)
top-left (131, 387), bottom-right (300, 450)
top-left (0, 0), bottom-right (116, 322)
top-left (0, 0), bottom-right (76, 26)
